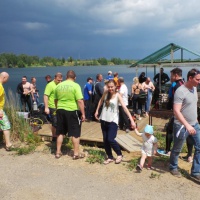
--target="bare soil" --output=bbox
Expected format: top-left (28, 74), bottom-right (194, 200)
top-left (0, 141), bottom-right (199, 200)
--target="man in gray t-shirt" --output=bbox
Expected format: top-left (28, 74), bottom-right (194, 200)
top-left (169, 68), bottom-right (200, 182)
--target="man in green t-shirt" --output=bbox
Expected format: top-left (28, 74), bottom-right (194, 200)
top-left (44, 72), bottom-right (63, 142)
top-left (54, 70), bottom-right (85, 159)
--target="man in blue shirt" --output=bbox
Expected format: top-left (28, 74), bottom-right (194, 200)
top-left (84, 77), bottom-right (93, 122)
top-left (106, 71), bottom-right (114, 80)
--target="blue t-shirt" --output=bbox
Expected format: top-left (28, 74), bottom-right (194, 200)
top-left (106, 75), bottom-right (114, 80)
top-left (84, 82), bottom-right (92, 100)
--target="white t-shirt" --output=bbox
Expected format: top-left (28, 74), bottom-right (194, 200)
top-left (141, 133), bottom-right (157, 156)
top-left (100, 93), bottom-right (119, 124)
top-left (119, 84), bottom-right (128, 106)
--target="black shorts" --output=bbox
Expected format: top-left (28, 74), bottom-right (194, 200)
top-left (49, 108), bottom-right (57, 127)
top-left (56, 109), bottom-right (82, 138)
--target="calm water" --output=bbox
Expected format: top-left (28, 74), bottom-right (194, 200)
top-left (2, 65), bottom-right (196, 103)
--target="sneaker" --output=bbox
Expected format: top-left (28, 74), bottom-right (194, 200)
top-left (190, 174), bottom-right (200, 183)
top-left (170, 169), bottom-right (182, 178)
top-left (125, 129), bottom-right (130, 133)
top-left (136, 164), bottom-right (142, 172)
top-left (147, 165), bottom-right (152, 170)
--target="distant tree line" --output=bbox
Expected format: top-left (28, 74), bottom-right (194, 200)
top-left (0, 53), bottom-right (136, 68)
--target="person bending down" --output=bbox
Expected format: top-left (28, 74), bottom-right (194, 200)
top-left (134, 125), bottom-right (158, 171)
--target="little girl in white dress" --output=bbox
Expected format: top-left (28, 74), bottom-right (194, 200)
top-left (134, 124), bottom-right (157, 171)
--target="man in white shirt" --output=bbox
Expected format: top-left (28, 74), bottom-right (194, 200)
top-left (118, 77), bottom-right (130, 133)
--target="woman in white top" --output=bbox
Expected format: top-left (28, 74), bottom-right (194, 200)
top-left (141, 77), bottom-right (155, 117)
top-left (95, 80), bottom-right (136, 165)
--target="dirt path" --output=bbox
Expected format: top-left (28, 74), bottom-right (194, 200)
top-left (0, 144), bottom-right (200, 200)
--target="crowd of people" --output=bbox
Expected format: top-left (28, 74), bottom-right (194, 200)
top-left (1, 67), bottom-right (200, 182)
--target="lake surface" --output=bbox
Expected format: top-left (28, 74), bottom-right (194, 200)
top-left (2, 65), bottom-right (196, 103)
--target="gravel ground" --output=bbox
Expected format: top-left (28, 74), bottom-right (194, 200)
top-left (0, 145), bottom-right (200, 200)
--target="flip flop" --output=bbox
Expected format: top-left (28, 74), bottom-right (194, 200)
top-left (103, 159), bottom-right (114, 165)
top-left (72, 153), bottom-right (85, 160)
top-left (115, 155), bottom-right (123, 164)
top-left (55, 152), bottom-right (63, 159)
top-left (5, 145), bottom-right (14, 151)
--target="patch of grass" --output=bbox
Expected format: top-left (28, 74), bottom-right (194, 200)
top-left (4, 90), bottom-right (41, 155)
top-left (86, 149), bottom-right (106, 164)
top-left (179, 168), bottom-right (190, 178)
top-left (154, 127), bottom-right (188, 154)
top-left (63, 137), bottom-right (73, 150)
top-left (15, 145), bottom-right (36, 155)
top-left (153, 156), bottom-right (169, 167)
top-left (126, 157), bottom-right (140, 171)
top-left (149, 172), bottom-right (161, 179)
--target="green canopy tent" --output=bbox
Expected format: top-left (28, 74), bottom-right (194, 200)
top-left (130, 43), bottom-right (200, 92)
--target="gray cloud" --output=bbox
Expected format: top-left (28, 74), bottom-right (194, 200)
top-left (0, 0), bottom-right (200, 59)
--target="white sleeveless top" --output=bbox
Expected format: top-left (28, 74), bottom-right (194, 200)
top-left (100, 93), bottom-right (119, 124)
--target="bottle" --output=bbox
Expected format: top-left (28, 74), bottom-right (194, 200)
top-left (33, 101), bottom-right (38, 111)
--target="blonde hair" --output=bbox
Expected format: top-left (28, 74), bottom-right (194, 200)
top-left (133, 77), bottom-right (139, 84)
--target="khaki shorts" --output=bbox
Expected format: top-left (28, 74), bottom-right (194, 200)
top-left (0, 111), bottom-right (11, 131)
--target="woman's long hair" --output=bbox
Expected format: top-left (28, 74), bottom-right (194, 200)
top-left (105, 80), bottom-right (116, 108)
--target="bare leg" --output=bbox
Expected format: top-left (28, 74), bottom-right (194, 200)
top-left (56, 134), bottom-right (63, 154)
top-left (52, 126), bottom-right (57, 138)
top-left (140, 153), bottom-right (147, 168)
top-left (3, 130), bottom-right (12, 147)
top-left (72, 136), bottom-right (80, 156)
top-left (147, 156), bottom-right (152, 167)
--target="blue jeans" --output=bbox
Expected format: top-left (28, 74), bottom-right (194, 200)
top-left (33, 93), bottom-right (39, 105)
top-left (169, 122), bottom-right (200, 176)
top-left (145, 89), bottom-right (152, 113)
top-left (100, 120), bottom-right (122, 159)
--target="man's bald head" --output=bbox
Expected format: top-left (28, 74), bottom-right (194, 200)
top-left (0, 72), bottom-right (9, 83)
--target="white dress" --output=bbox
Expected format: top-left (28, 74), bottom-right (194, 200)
top-left (141, 133), bottom-right (157, 156)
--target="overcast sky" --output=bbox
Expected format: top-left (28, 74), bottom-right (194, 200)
top-left (1, 0), bottom-right (200, 60)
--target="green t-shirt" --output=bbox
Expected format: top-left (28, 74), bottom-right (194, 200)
top-left (54, 80), bottom-right (83, 111)
top-left (44, 81), bottom-right (57, 108)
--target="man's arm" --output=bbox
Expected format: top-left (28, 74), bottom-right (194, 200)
top-left (16, 83), bottom-right (23, 94)
top-left (173, 103), bottom-right (196, 135)
top-left (153, 74), bottom-right (158, 83)
top-left (43, 94), bottom-right (50, 114)
top-left (77, 99), bottom-right (85, 121)
top-left (165, 74), bottom-right (170, 83)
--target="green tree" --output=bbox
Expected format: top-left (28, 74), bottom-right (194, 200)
top-left (97, 57), bottom-right (108, 65)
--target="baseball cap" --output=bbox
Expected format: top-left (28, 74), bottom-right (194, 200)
top-left (108, 71), bottom-right (112, 74)
top-left (144, 124), bottom-right (154, 134)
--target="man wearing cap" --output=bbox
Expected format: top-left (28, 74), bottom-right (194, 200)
top-left (84, 77), bottom-right (93, 122)
top-left (106, 71), bottom-right (114, 80)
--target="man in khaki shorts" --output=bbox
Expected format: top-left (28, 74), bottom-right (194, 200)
top-left (0, 72), bottom-right (13, 151)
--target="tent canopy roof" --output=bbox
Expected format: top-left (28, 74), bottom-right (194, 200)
top-left (130, 43), bottom-right (200, 67)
